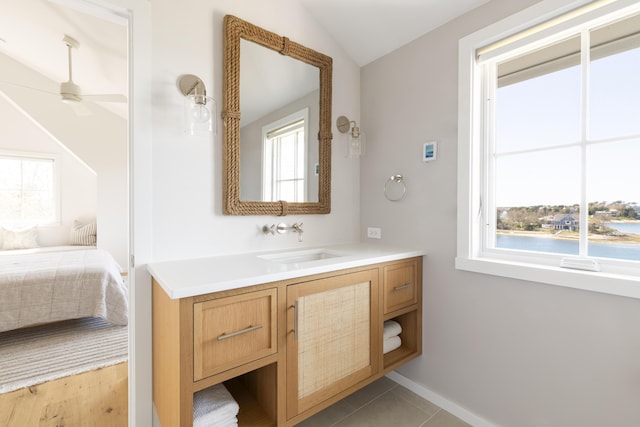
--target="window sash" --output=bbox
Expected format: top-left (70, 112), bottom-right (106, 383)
top-left (263, 124), bottom-right (306, 202)
top-left (261, 108), bottom-right (309, 202)
top-left (456, 0), bottom-right (640, 298)
top-left (0, 153), bottom-right (59, 226)
top-left (476, 0), bottom-right (639, 63)
top-left (270, 128), bottom-right (305, 202)
top-left (483, 26), bottom-right (640, 264)
top-left (266, 119), bottom-right (304, 139)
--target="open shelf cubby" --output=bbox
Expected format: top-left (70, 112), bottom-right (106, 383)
top-left (383, 308), bottom-right (419, 371)
top-left (194, 363), bottom-right (277, 427)
top-left (227, 363), bottom-right (277, 427)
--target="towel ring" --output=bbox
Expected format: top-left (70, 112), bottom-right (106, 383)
top-left (384, 174), bottom-right (406, 202)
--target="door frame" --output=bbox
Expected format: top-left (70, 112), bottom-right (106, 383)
top-left (65, 0), bottom-right (153, 425)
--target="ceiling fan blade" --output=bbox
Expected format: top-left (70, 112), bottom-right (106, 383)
top-left (65, 101), bottom-right (92, 116)
top-left (82, 94), bottom-right (127, 103)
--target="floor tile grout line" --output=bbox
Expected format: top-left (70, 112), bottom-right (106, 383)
top-left (392, 385), bottom-right (443, 418)
top-left (330, 384), bottom-right (399, 427)
top-left (419, 408), bottom-right (442, 427)
top-left (336, 387), bottom-right (438, 427)
top-left (306, 380), bottom-right (467, 427)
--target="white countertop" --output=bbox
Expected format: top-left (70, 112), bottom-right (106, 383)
top-left (147, 243), bottom-right (425, 299)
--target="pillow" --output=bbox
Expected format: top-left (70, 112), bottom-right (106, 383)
top-left (2, 226), bottom-right (40, 250)
top-left (70, 220), bottom-right (97, 246)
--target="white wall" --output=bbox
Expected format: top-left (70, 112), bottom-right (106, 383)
top-left (0, 95), bottom-right (97, 247)
top-left (361, 0), bottom-right (640, 426)
top-left (151, 0), bottom-right (361, 261)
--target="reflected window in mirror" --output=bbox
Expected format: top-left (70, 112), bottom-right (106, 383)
top-left (262, 108), bottom-right (310, 203)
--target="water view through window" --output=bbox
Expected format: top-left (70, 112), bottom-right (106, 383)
top-left (493, 14), bottom-right (640, 262)
top-left (497, 219), bottom-right (640, 261)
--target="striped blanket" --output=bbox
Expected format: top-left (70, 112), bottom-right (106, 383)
top-left (0, 247), bottom-right (128, 332)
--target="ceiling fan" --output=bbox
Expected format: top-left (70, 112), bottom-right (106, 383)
top-left (0, 34), bottom-right (126, 115)
top-left (58, 34), bottom-right (127, 105)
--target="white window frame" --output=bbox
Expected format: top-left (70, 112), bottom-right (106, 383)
top-left (457, 0), bottom-right (640, 299)
top-left (261, 108), bottom-right (309, 202)
top-left (0, 150), bottom-right (61, 227)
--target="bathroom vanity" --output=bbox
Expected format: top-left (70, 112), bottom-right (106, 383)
top-left (148, 244), bottom-right (423, 426)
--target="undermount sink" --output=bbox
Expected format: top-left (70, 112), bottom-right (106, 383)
top-left (258, 249), bottom-right (343, 264)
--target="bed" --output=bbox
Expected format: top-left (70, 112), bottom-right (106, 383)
top-left (0, 246), bottom-right (128, 333)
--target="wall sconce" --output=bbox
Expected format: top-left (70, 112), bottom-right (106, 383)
top-left (178, 74), bottom-right (216, 135)
top-left (336, 115), bottom-right (365, 158)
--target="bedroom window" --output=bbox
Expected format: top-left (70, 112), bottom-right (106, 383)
top-left (0, 153), bottom-right (59, 226)
top-left (457, 0), bottom-right (640, 299)
top-left (262, 108), bottom-right (309, 202)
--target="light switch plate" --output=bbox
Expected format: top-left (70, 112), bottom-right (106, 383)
top-left (367, 227), bottom-right (382, 239)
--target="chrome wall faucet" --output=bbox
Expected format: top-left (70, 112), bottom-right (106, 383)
top-left (263, 222), bottom-right (304, 242)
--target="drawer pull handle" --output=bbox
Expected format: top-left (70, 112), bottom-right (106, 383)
top-left (393, 283), bottom-right (414, 291)
top-left (218, 324), bottom-right (263, 341)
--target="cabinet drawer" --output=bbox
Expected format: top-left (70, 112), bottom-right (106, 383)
top-left (193, 288), bottom-right (277, 381)
top-left (383, 261), bottom-right (418, 314)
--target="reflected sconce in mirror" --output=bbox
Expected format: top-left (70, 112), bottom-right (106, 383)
top-left (178, 74), bottom-right (217, 135)
top-left (337, 115), bottom-right (365, 157)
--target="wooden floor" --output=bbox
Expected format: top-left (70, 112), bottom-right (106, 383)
top-left (0, 362), bottom-right (128, 427)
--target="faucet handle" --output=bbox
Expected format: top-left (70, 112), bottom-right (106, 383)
top-left (293, 222), bottom-right (304, 242)
top-left (262, 224), bottom-right (276, 235)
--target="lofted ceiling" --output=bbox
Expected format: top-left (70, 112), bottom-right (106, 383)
top-left (0, 0), bottom-right (127, 117)
top-left (299, 0), bottom-right (490, 66)
top-left (0, 0), bottom-right (489, 120)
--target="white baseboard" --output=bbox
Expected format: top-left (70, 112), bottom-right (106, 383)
top-left (385, 371), bottom-right (497, 427)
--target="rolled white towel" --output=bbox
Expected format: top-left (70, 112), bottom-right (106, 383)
top-left (383, 320), bottom-right (402, 340)
top-left (193, 383), bottom-right (239, 427)
top-left (383, 335), bottom-right (402, 354)
top-left (195, 415), bottom-right (237, 427)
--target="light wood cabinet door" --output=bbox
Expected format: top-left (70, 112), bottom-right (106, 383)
top-left (286, 269), bottom-right (379, 420)
top-left (193, 288), bottom-right (277, 381)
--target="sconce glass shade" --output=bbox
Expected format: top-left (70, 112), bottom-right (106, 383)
top-left (348, 130), bottom-right (366, 158)
top-left (184, 94), bottom-right (216, 135)
top-left (337, 115), bottom-right (365, 158)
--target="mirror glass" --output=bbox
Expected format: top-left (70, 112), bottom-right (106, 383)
top-left (223, 15), bottom-right (332, 216)
top-left (239, 39), bottom-right (320, 202)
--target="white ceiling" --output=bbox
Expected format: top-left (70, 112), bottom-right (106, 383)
top-left (0, 0), bottom-right (127, 115)
top-left (241, 39), bottom-right (320, 125)
top-left (299, 0), bottom-right (490, 66)
top-left (0, 0), bottom-right (489, 118)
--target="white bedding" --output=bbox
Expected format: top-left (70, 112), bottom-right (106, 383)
top-left (0, 247), bottom-right (128, 333)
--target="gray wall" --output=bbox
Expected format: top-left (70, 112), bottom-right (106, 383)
top-left (361, 0), bottom-right (640, 426)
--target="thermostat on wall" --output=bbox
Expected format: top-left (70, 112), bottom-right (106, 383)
top-left (422, 141), bottom-right (437, 162)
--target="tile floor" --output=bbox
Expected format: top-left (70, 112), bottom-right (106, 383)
top-left (296, 376), bottom-right (471, 427)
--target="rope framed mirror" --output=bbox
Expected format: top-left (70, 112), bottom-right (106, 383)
top-left (222, 15), bottom-right (333, 215)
